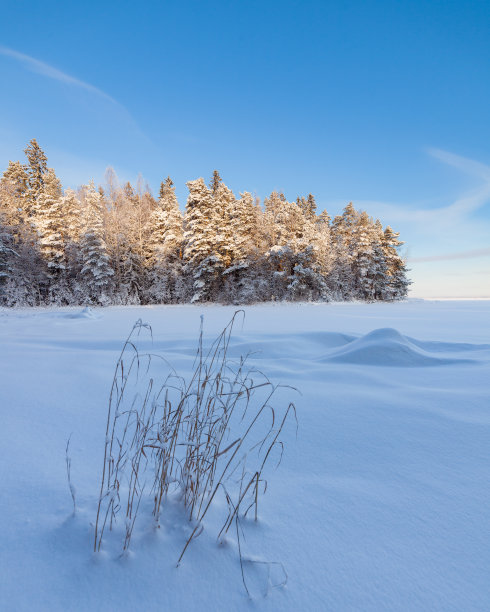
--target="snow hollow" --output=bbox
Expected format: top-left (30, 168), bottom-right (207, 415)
top-left (1, 300), bottom-right (489, 611)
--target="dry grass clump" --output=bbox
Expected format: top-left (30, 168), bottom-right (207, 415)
top-left (94, 311), bottom-right (296, 593)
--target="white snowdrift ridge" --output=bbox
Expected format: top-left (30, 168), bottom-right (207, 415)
top-left (0, 300), bottom-right (489, 611)
top-left (322, 327), bottom-right (487, 367)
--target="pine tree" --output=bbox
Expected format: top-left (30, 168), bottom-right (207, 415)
top-left (313, 211), bottom-right (334, 279)
top-left (61, 188), bottom-right (82, 244)
top-left (233, 191), bottom-right (258, 260)
top-left (183, 178), bottom-right (223, 302)
top-left (351, 211), bottom-right (376, 300)
top-left (24, 139), bottom-right (48, 214)
top-left (317, 210), bottom-right (331, 226)
top-left (0, 218), bottom-right (39, 307)
top-left (331, 202), bottom-right (358, 252)
top-left (286, 246), bottom-right (329, 301)
top-left (78, 183), bottom-right (114, 304)
top-left (323, 234), bottom-right (350, 299)
top-left (213, 182), bottom-right (238, 268)
top-left (0, 221), bottom-right (17, 303)
top-left (296, 196), bottom-right (308, 216)
top-left (209, 170), bottom-right (222, 195)
top-left (158, 176), bottom-right (172, 200)
top-left (33, 169), bottom-right (67, 296)
top-left (1, 161), bottom-right (29, 225)
top-left (61, 189), bottom-right (83, 288)
top-left (297, 194), bottom-right (316, 219)
top-left (369, 220), bottom-right (389, 300)
top-left (265, 193), bottom-right (310, 249)
top-left (148, 177), bottom-right (183, 262)
top-left (220, 191), bottom-right (265, 303)
top-left (145, 177), bottom-right (184, 303)
top-left (0, 140), bottom-right (412, 305)
top-left (383, 226), bottom-right (411, 299)
top-left (306, 193), bottom-right (317, 218)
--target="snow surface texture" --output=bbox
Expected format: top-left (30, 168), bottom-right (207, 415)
top-left (0, 300), bottom-right (489, 611)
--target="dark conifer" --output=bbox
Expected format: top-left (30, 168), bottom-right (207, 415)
top-left (209, 170), bottom-right (222, 195)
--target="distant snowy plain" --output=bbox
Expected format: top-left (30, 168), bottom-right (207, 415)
top-left (1, 300), bottom-right (489, 611)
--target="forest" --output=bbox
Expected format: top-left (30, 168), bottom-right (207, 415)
top-left (0, 139), bottom-right (410, 306)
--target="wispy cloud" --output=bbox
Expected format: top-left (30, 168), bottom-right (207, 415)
top-left (409, 247), bottom-right (490, 263)
top-left (0, 45), bottom-right (117, 104)
top-left (0, 44), bottom-right (155, 145)
top-left (340, 148), bottom-right (490, 271)
top-left (428, 148), bottom-right (490, 182)
top-left (352, 149), bottom-right (490, 229)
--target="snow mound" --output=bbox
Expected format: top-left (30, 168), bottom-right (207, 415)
top-left (63, 307), bottom-right (98, 320)
top-left (322, 327), bottom-right (476, 367)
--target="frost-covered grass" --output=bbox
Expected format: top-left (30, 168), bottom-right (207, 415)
top-left (0, 300), bottom-right (489, 610)
top-left (94, 313), bottom-right (295, 595)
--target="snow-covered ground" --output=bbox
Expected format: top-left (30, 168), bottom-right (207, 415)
top-left (1, 300), bottom-right (489, 611)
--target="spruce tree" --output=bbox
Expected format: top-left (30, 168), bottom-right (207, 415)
top-left (0, 221), bottom-right (17, 303)
top-left (61, 189), bottom-right (83, 287)
top-left (159, 176), bottom-right (174, 201)
top-left (79, 184), bottom-right (114, 304)
top-left (317, 209), bottom-right (331, 227)
top-left (0, 140), bottom-right (412, 305)
top-left (183, 178), bottom-right (223, 302)
top-left (351, 211), bottom-right (376, 300)
top-left (369, 220), bottom-right (389, 300)
top-left (209, 170), bottom-right (222, 195)
top-left (213, 182), bottom-right (237, 268)
top-left (306, 193), bottom-right (317, 218)
top-left (383, 226), bottom-right (411, 299)
top-left (145, 177), bottom-right (184, 303)
top-left (24, 139), bottom-right (48, 213)
top-left (34, 169), bottom-right (67, 297)
top-left (1, 161), bottom-right (29, 225)
top-left (287, 246), bottom-right (329, 302)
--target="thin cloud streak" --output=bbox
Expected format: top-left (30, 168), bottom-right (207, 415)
top-left (351, 149), bottom-right (490, 228)
top-left (409, 247), bottom-right (490, 263)
top-left (328, 149), bottom-right (490, 285)
top-left (428, 148), bottom-right (490, 182)
top-left (0, 45), bottom-right (117, 104)
top-left (0, 44), bottom-right (155, 146)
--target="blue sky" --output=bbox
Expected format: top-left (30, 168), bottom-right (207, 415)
top-left (1, 0), bottom-right (489, 297)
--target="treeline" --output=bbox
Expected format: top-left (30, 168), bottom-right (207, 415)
top-left (0, 139), bottom-right (410, 306)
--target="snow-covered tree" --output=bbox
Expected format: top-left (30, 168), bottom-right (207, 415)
top-left (183, 178), bottom-right (223, 302)
top-left (32, 168), bottom-right (68, 301)
top-left (213, 182), bottom-right (238, 268)
top-left (351, 211), bottom-right (376, 299)
top-left (0, 207), bottom-right (43, 306)
top-left (297, 193), bottom-right (317, 220)
top-left (209, 169), bottom-right (222, 195)
top-left (287, 245), bottom-right (329, 301)
top-left (101, 171), bottom-right (153, 304)
top-left (0, 139), bottom-right (412, 305)
top-left (60, 188), bottom-right (84, 287)
top-left (317, 209), bottom-right (331, 227)
top-left (382, 226), bottom-right (411, 299)
top-left (220, 191), bottom-right (263, 302)
top-left (0, 221), bottom-right (17, 303)
top-left (78, 183), bottom-right (114, 304)
top-left (24, 139), bottom-right (48, 215)
top-left (145, 177), bottom-right (184, 303)
top-left (1, 161), bottom-right (29, 225)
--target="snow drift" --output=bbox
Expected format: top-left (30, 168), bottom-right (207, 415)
top-left (322, 327), bottom-right (484, 367)
top-left (1, 300), bottom-right (489, 611)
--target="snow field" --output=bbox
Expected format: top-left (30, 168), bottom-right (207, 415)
top-left (0, 300), bottom-right (489, 611)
